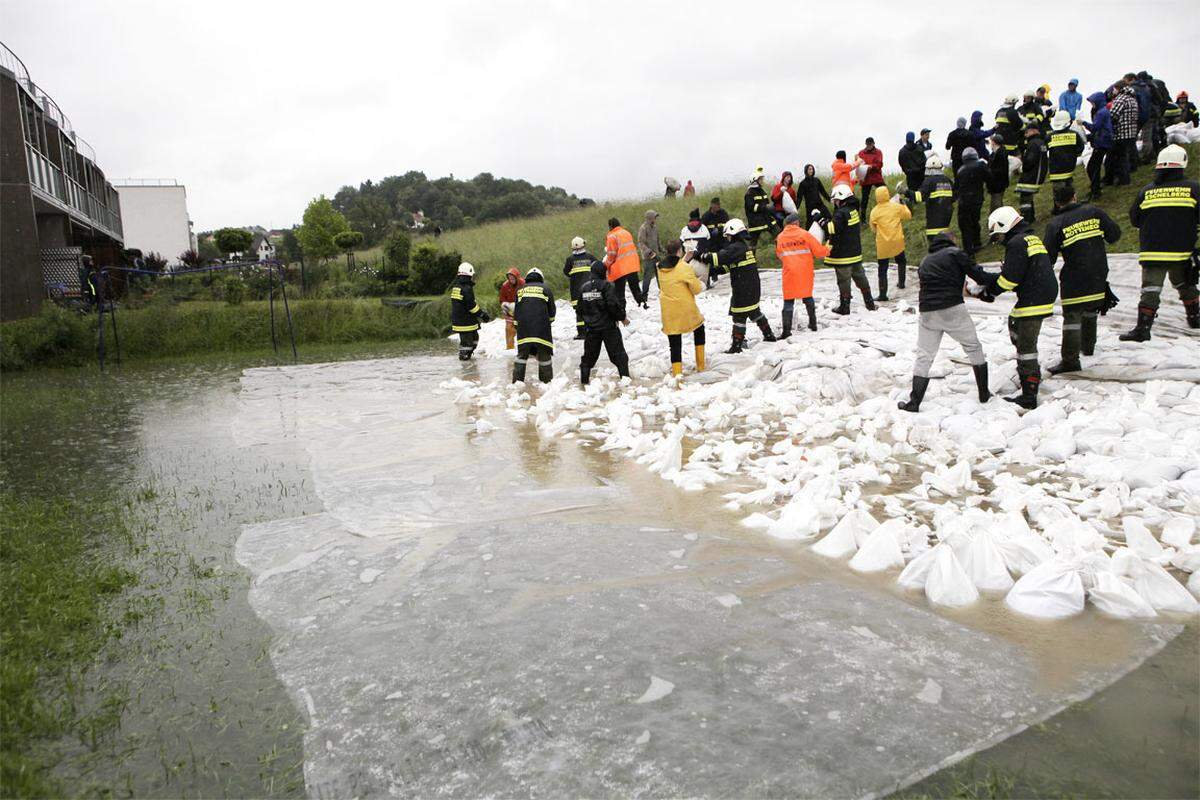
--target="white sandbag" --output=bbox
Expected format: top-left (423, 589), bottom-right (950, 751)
top-left (812, 514), bottom-right (860, 559)
top-left (766, 499), bottom-right (822, 541)
top-left (1132, 561), bottom-right (1200, 614)
top-left (995, 534), bottom-right (1053, 576)
top-left (961, 531), bottom-right (1015, 592)
top-left (808, 221), bottom-right (826, 244)
top-left (1161, 517), bottom-right (1196, 549)
top-left (848, 519), bottom-right (906, 573)
top-left (1171, 546), bottom-right (1200, 574)
top-left (1005, 560), bottom-right (1085, 619)
top-left (1122, 516), bottom-right (1163, 558)
top-left (1189, 570), bottom-right (1200, 599)
top-left (925, 544), bottom-right (980, 607)
top-left (781, 190), bottom-right (797, 215)
top-left (1088, 572), bottom-right (1156, 619)
top-left (897, 545), bottom-right (940, 590)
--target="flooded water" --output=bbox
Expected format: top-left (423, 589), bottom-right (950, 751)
top-left (2, 341), bottom-right (1195, 797)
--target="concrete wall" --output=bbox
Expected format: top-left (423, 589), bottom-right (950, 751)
top-left (0, 70), bottom-right (42, 320)
top-left (115, 184), bottom-right (192, 264)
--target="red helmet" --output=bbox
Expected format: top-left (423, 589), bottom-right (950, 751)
top-left (1178, 91), bottom-right (1189, 101)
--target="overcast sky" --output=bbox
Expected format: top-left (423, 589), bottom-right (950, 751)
top-left (4, 0), bottom-right (1195, 230)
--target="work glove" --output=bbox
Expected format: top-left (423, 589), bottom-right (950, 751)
top-left (1100, 282), bottom-right (1120, 315)
top-left (479, 310), bottom-right (492, 323)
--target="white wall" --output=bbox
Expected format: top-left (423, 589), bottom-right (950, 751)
top-left (114, 184), bottom-right (193, 265)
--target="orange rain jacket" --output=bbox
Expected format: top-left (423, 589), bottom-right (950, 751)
top-left (831, 157), bottom-right (862, 189)
top-left (604, 226), bottom-right (641, 281)
top-left (776, 222), bottom-right (831, 300)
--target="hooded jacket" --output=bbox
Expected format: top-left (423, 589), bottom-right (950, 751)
top-left (917, 234), bottom-right (994, 312)
top-left (701, 232), bottom-right (761, 314)
top-left (824, 196), bottom-right (864, 265)
top-left (968, 111), bottom-right (993, 158)
top-left (1043, 202), bottom-right (1121, 305)
top-left (912, 171), bottom-right (955, 235)
top-left (744, 181), bottom-right (773, 234)
top-left (1016, 133), bottom-right (1048, 193)
top-left (945, 120), bottom-right (975, 170)
top-left (513, 271), bottom-right (557, 348)
top-left (563, 250), bottom-right (602, 303)
top-left (831, 157), bottom-right (860, 188)
top-left (1129, 168), bottom-right (1200, 266)
top-left (637, 212), bottom-right (662, 262)
top-left (577, 261), bottom-right (626, 331)
top-left (449, 274), bottom-right (484, 332)
top-left (680, 218), bottom-right (711, 255)
top-left (797, 167), bottom-right (830, 211)
top-left (1046, 127), bottom-right (1087, 181)
top-left (498, 269), bottom-right (524, 312)
top-left (898, 135), bottom-right (926, 176)
top-left (1059, 87), bottom-right (1084, 119)
top-left (956, 151), bottom-right (990, 203)
top-left (993, 104), bottom-right (1024, 152)
top-left (987, 220), bottom-right (1058, 318)
top-left (771, 172), bottom-right (797, 212)
top-left (868, 186), bottom-right (911, 259)
top-left (856, 146), bottom-right (885, 187)
top-left (657, 255), bottom-right (705, 334)
top-left (987, 145), bottom-right (1010, 194)
top-left (604, 225), bottom-right (640, 280)
top-left (1084, 93), bottom-right (1115, 150)
top-left (776, 221), bottom-right (831, 299)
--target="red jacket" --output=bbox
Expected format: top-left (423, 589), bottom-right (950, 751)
top-left (856, 146), bottom-right (885, 186)
top-left (770, 171), bottom-right (796, 211)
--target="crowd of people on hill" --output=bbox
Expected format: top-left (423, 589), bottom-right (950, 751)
top-left (449, 70), bottom-right (1198, 412)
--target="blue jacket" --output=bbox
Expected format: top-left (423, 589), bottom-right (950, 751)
top-left (1058, 89), bottom-right (1083, 119)
top-left (1132, 81), bottom-right (1152, 125)
top-left (1084, 93), bottom-right (1114, 150)
top-left (968, 110), bottom-right (992, 158)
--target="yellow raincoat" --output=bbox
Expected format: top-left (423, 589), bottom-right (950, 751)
top-left (868, 186), bottom-right (912, 259)
top-left (657, 256), bottom-right (704, 335)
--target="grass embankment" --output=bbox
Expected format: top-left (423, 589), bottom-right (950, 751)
top-left (0, 297), bottom-right (447, 371)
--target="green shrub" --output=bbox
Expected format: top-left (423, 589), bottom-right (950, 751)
top-left (0, 307), bottom-right (92, 370)
top-left (381, 230), bottom-right (411, 287)
top-left (224, 275), bottom-right (246, 305)
top-left (406, 243), bottom-right (460, 295)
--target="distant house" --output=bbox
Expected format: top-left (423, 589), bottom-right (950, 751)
top-left (251, 232), bottom-right (275, 262)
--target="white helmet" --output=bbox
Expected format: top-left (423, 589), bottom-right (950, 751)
top-left (570, 236), bottom-right (585, 250)
top-left (1156, 143), bottom-right (1188, 169)
top-left (1004, 93), bottom-right (1019, 105)
top-left (988, 206), bottom-right (1022, 237)
top-left (1051, 109), bottom-right (1071, 130)
top-left (830, 183), bottom-right (854, 202)
top-left (1023, 88), bottom-right (1036, 98)
top-left (750, 165), bottom-right (765, 183)
top-left (924, 153), bottom-right (944, 170)
top-left (722, 218), bottom-right (747, 237)
top-left (457, 262), bottom-right (475, 277)
top-left (525, 267), bottom-right (543, 280)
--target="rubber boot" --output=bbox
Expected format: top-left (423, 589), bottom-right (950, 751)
top-left (616, 357), bottom-right (631, 379)
top-left (695, 345), bottom-right (706, 372)
top-left (756, 317), bottom-right (777, 342)
top-left (1050, 323), bottom-right (1083, 374)
top-left (973, 363), bottom-right (991, 403)
top-left (897, 264), bottom-right (906, 289)
top-left (726, 332), bottom-right (744, 354)
top-left (804, 298), bottom-right (818, 331)
top-left (1186, 298), bottom-right (1200, 329)
top-left (1081, 315), bottom-right (1097, 356)
top-left (1004, 374), bottom-right (1040, 409)
top-left (780, 308), bottom-right (793, 339)
top-left (580, 366), bottom-right (591, 386)
top-left (512, 359), bottom-right (528, 383)
top-left (861, 287), bottom-right (877, 311)
top-left (671, 362), bottom-right (683, 377)
top-left (876, 264), bottom-right (889, 301)
top-left (834, 294), bottom-right (851, 315)
top-left (537, 361), bottom-right (553, 383)
top-left (897, 375), bottom-right (930, 412)
top-left (1048, 359), bottom-right (1082, 375)
top-left (1119, 308), bottom-right (1155, 341)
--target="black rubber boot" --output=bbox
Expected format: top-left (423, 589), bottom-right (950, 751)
top-left (877, 264), bottom-right (889, 301)
top-left (1048, 360), bottom-right (1082, 375)
top-left (973, 363), bottom-right (991, 403)
top-left (1004, 374), bottom-right (1040, 409)
top-left (862, 287), bottom-right (877, 311)
top-left (537, 362), bottom-right (553, 383)
top-left (1186, 299), bottom-right (1200, 329)
top-left (780, 308), bottom-right (793, 339)
top-left (1081, 315), bottom-right (1097, 356)
top-left (512, 360), bottom-right (528, 383)
top-left (834, 294), bottom-right (851, 315)
top-left (757, 317), bottom-right (777, 342)
top-left (725, 332), bottom-right (745, 354)
top-left (1119, 309), bottom-right (1155, 342)
top-left (897, 375), bottom-right (930, 412)
top-left (804, 298), bottom-right (818, 331)
top-left (580, 366), bottom-right (591, 386)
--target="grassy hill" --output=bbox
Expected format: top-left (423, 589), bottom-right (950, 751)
top-left (397, 143), bottom-right (1196, 315)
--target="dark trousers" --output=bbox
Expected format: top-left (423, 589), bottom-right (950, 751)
top-left (667, 325), bottom-right (706, 362)
top-left (1061, 299), bottom-right (1102, 363)
top-left (1112, 139), bottom-right (1135, 185)
top-left (805, 200), bottom-right (830, 225)
top-left (1139, 263), bottom-right (1200, 312)
top-left (958, 199), bottom-right (983, 253)
top-left (580, 326), bottom-right (629, 384)
top-left (860, 184), bottom-right (877, 215)
top-left (639, 257), bottom-right (659, 300)
top-left (877, 251), bottom-right (907, 296)
top-left (1008, 315), bottom-right (1045, 382)
top-left (513, 342), bottom-right (553, 383)
top-left (1087, 147), bottom-right (1109, 194)
top-left (903, 171), bottom-right (924, 194)
top-left (457, 329), bottom-right (478, 360)
top-left (614, 273), bottom-right (644, 306)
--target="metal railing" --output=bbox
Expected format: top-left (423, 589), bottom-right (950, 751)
top-left (2, 41), bottom-right (96, 161)
top-left (111, 178), bottom-right (181, 187)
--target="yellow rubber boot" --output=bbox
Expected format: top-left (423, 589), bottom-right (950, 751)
top-left (695, 345), bottom-right (706, 372)
top-left (671, 362), bottom-right (683, 377)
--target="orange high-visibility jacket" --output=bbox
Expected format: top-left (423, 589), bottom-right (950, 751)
top-left (776, 223), bottom-right (831, 300)
top-left (831, 158), bottom-right (861, 189)
top-left (604, 226), bottom-right (641, 280)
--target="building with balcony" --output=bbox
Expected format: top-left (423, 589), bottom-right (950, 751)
top-left (113, 179), bottom-right (196, 267)
top-left (1, 42), bottom-right (124, 321)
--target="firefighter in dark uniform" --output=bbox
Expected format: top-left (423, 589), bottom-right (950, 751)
top-left (824, 183), bottom-right (876, 315)
top-left (981, 206), bottom-right (1059, 409)
top-left (512, 268), bottom-right (556, 383)
top-left (1015, 126), bottom-right (1049, 222)
top-left (1045, 110), bottom-right (1087, 191)
top-left (1017, 89), bottom-right (1046, 138)
top-left (563, 236), bottom-right (600, 340)
top-left (744, 169), bottom-right (776, 250)
top-left (994, 94), bottom-right (1024, 155)
top-left (449, 262), bottom-right (489, 360)
top-left (909, 154), bottom-right (956, 247)
top-left (1043, 186), bottom-right (1122, 373)
top-left (1121, 144), bottom-right (1200, 340)
top-left (700, 197), bottom-right (730, 287)
top-left (576, 261), bottom-right (630, 385)
top-left (697, 218), bottom-right (776, 353)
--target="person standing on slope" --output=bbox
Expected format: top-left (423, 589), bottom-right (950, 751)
top-left (700, 197), bottom-right (730, 287)
top-left (1046, 110), bottom-right (1087, 191)
top-left (776, 211), bottom-right (830, 335)
top-left (831, 150), bottom-right (861, 191)
top-left (797, 164), bottom-right (831, 226)
top-left (1109, 82), bottom-right (1140, 186)
top-left (898, 132), bottom-right (926, 196)
top-left (1059, 78), bottom-right (1084, 121)
top-left (679, 209), bottom-right (711, 281)
top-left (604, 217), bottom-right (645, 308)
top-left (564, 236), bottom-right (600, 340)
top-left (968, 111), bottom-right (993, 160)
top-left (661, 239), bottom-right (707, 376)
top-left (1018, 88), bottom-right (1047, 138)
top-left (1043, 185), bottom-right (1122, 374)
top-left (696, 218), bottom-right (777, 353)
top-left (956, 148), bottom-right (990, 255)
top-left (770, 171), bottom-right (798, 228)
top-left (637, 210), bottom-right (663, 302)
top-left (498, 267), bottom-right (524, 350)
top-left (1176, 91), bottom-right (1197, 126)
top-left (683, 180), bottom-right (696, 198)
top-left (577, 261), bottom-right (631, 386)
top-left (896, 232), bottom-right (994, 412)
top-left (824, 183), bottom-right (876, 315)
top-left (1082, 93), bottom-right (1115, 200)
top-left (868, 185), bottom-right (911, 301)
top-left (946, 117), bottom-right (975, 174)
top-left (909, 153), bottom-right (955, 245)
top-left (987, 133), bottom-right (1010, 212)
top-left (980, 206), bottom-right (1058, 409)
top-left (744, 167), bottom-right (776, 249)
top-left (1015, 126), bottom-right (1048, 222)
top-left (856, 138), bottom-right (886, 215)
top-left (512, 268), bottom-right (556, 383)
top-left (1120, 144), bottom-right (1200, 340)
top-left (449, 262), bottom-right (490, 360)
top-left (993, 94), bottom-right (1024, 156)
